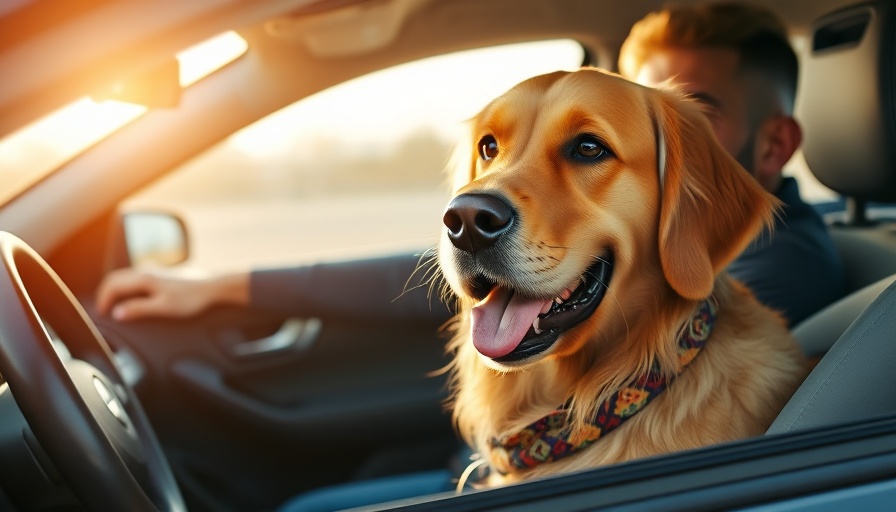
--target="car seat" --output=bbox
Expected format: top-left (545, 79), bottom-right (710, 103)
top-left (797, 0), bottom-right (896, 293)
top-left (770, 0), bottom-right (896, 433)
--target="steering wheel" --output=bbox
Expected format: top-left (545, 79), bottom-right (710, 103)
top-left (0, 232), bottom-right (184, 511)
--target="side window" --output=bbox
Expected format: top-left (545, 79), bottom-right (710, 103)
top-left (124, 40), bottom-right (584, 271)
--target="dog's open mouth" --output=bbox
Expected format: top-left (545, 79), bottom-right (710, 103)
top-left (469, 255), bottom-right (613, 363)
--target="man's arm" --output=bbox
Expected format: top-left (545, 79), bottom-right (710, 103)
top-left (96, 253), bottom-right (454, 324)
top-left (250, 253), bottom-right (454, 323)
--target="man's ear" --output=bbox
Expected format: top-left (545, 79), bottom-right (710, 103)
top-left (652, 90), bottom-right (780, 300)
top-left (753, 115), bottom-right (803, 186)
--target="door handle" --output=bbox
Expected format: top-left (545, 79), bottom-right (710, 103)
top-left (230, 318), bottom-right (322, 358)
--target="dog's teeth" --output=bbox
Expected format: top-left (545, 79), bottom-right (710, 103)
top-left (540, 302), bottom-right (551, 314)
top-left (554, 297), bottom-right (564, 305)
top-left (532, 317), bottom-right (543, 334)
top-left (560, 288), bottom-right (572, 300)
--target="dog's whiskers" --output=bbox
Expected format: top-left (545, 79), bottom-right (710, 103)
top-left (400, 249), bottom-right (437, 290)
top-left (395, 248), bottom-right (446, 309)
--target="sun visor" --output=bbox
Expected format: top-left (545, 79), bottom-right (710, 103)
top-left (265, 0), bottom-right (423, 58)
top-left (798, 1), bottom-right (896, 203)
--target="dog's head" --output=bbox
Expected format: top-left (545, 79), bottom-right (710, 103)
top-left (438, 69), bottom-right (776, 370)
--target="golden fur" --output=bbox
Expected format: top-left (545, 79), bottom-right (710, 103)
top-left (437, 68), bottom-right (806, 486)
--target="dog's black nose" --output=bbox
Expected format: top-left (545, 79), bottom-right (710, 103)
top-left (443, 193), bottom-right (515, 253)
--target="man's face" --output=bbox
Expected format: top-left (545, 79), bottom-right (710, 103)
top-left (634, 46), bottom-right (755, 172)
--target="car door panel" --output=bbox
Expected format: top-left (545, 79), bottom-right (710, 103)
top-left (44, 209), bottom-right (457, 508)
top-left (85, 303), bottom-right (457, 509)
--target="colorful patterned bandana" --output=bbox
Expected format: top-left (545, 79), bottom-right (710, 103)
top-left (489, 299), bottom-right (716, 474)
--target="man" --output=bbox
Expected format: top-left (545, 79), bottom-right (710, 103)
top-left (617, 2), bottom-right (845, 325)
top-left (98, 4), bottom-right (842, 329)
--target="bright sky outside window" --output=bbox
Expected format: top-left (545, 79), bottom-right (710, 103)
top-left (177, 31), bottom-right (248, 87)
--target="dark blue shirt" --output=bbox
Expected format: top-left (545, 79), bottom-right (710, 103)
top-left (727, 177), bottom-right (845, 326)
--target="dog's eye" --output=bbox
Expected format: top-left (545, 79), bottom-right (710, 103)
top-left (573, 136), bottom-right (609, 160)
top-left (478, 135), bottom-right (499, 161)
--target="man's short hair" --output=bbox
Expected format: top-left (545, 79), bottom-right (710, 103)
top-left (618, 2), bottom-right (798, 113)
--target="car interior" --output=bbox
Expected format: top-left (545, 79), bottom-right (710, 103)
top-left (1, 0), bottom-right (896, 510)
top-left (766, 0), bottom-right (896, 436)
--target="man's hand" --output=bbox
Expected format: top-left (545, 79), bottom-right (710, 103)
top-left (95, 268), bottom-right (250, 321)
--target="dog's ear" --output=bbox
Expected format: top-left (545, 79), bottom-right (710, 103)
top-left (651, 90), bottom-right (779, 300)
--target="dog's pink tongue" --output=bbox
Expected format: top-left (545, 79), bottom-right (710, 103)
top-left (471, 287), bottom-right (550, 358)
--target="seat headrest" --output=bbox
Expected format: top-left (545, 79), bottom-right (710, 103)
top-left (799, 1), bottom-right (896, 203)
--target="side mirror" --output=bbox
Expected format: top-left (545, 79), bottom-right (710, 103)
top-left (122, 211), bottom-right (189, 267)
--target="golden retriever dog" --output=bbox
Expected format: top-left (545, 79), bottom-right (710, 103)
top-left (437, 68), bottom-right (806, 486)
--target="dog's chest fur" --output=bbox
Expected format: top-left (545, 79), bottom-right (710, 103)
top-left (450, 276), bottom-right (806, 485)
